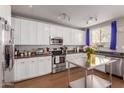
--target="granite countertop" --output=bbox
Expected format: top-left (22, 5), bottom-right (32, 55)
top-left (15, 54), bottom-right (51, 59)
top-left (14, 48), bottom-right (124, 60)
top-left (97, 47), bottom-right (124, 54)
top-left (14, 51), bottom-right (85, 59)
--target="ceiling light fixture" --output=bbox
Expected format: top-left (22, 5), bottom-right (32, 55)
top-left (86, 17), bottom-right (97, 24)
top-left (57, 13), bottom-right (71, 22)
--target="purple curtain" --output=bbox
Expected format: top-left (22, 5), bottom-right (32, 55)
top-left (110, 21), bottom-right (117, 50)
top-left (86, 28), bottom-right (90, 46)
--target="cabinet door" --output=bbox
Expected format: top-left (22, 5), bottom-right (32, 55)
top-left (50, 25), bottom-right (63, 37)
top-left (37, 22), bottom-right (50, 45)
top-left (66, 54), bottom-right (76, 68)
top-left (75, 30), bottom-right (82, 45)
top-left (20, 19), bottom-right (30, 45)
top-left (16, 60), bottom-right (27, 81)
top-left (63, 27), bottom-right (72, 45)
top-left (43, 57), bottom-right (52, 74)
top-left (29, 21), bottom-right (37, 45)
top-left (28, 59), bottom-right (39, 78)
top-left (49, 25), bottom-right (57, 37)
top-left (71, 29), bottom-right (77, 45)
top-left (11, 18), bottom-right (21, 45)
top-left (38, 58), bottom-right (45, 76)
top-left (39, 57), bottom-right (52, 75)
top-left (78, 30), bottom-right (85, 45)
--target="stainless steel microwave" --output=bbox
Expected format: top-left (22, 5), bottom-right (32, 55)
top-left (50, 36), bottom-right (63, 45)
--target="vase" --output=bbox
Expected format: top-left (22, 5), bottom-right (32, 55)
top-left (90, 54), bottom-right (96, 64)
top-left (86, 53), bottom-right (96, 65)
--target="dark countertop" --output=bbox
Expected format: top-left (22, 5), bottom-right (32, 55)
top-left (15, 54), bottom-right (51, 59)
top-left (14, 48), bottom-right (124, 60)
top-left (14, 52), bottom-right (85, 59)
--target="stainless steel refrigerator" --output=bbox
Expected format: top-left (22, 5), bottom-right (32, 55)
top-left (0, 17), bottom-right (14, 88)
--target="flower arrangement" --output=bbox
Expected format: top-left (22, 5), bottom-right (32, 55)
top-left (83, 45), bottom-right (97, 66)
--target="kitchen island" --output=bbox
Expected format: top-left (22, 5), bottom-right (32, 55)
top-left (66, 55), bottom-right (119, 88)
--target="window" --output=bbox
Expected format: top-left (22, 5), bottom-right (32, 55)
top-left (91, 25), bottom-right (111, 47)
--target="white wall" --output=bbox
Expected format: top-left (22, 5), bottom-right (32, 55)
top-left (0, 5), bottom-right (11, 25)
top-left (0, 5), bottom-right (11, 87)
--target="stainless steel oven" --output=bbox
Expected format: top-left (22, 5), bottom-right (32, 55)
top-left (50, 36), bottom-right (63, 45)
top-left (51, 47), bottom-right (66, 73)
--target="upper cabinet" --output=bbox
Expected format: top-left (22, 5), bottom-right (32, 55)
top-left (12, 17), bottom-right (85, 45)
top-left (37, 22), bottom-right (50, 45)
top-left (20, 19), bottom-right (37, 45)
top-left (63, 28), bottom-right (84, 45)
top-left (20, 19), bottom-right (31, 45)
top-left (63, 27), bottom-right (72, 45)
top-left (29, 21), bottom-right (37, 45)
top-left (49, 25), bottom-right (63, 37)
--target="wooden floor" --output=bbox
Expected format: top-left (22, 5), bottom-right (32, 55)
top-left (14, 68), bottom-right (124, 88)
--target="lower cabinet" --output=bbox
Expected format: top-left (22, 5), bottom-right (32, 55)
top-left (15, 59), bottom-right (28, 81)
top-left (38, 57), bottom-right (52, 76)
top-left (14, 56), bottom-right (52, 82)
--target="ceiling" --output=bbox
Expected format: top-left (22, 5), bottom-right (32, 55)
top-left (12, 5), bottom-right (124, 29)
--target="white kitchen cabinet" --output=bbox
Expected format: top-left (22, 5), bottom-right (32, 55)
top-left (71, 29), bottom-right (78, 45)
top-left (63, 27), bottom-right (72, 45)
top-left (20, 19), bottom-right (38, 45)
top-left (37, 22), bottom-right (50, 45)
top-left (75, 30), bottom-right (84, 45)
top-left (12, 17), bottom-right (85, 45)
top-left (43, 57), bottom-right (52, 74)
top-left (66, 54), bottom-right (76, 68)
top-left (14, 56), bottom-right (51, 82)
top-left (15, 59), bottom-right (28, 81)
top-left (11, 18), bottom-right (21, 45)
top-left (79, 31), bottom-right (85, 45)
top-left (28, 59), bottom-right (39, 78)
top-left (71, 29), bottom-right (84, 45)
top-left (20, 19), bottom-right (30, 45)
top-left (38, 56), bottom-right (52, 76)
top-left (63, 28), bottom-right (84, 45)
top-left (50, 25), bottom-right (63, 37)
top-left (29, 21), bottom-right (37, 45)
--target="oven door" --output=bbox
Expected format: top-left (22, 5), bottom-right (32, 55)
top-left (53, 55), bottom-right (65, 64)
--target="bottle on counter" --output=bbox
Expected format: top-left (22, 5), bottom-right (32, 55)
top-left (14, 48), bottom-right (18, 56)
top-left (20, 52), bottom-right (24, 57)
top-left (17, 49), bottom-right (20, 56)
top-left (24, 50), bottom-right (28, 57)
top-left (28, 51), bottom-right (31, 57)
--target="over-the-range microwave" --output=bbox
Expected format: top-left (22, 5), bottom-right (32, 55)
top-left (50, 36), bottom-right (63, 45)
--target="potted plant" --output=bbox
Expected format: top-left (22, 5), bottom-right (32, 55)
top-left (83, 45), bottom-right (96, 66)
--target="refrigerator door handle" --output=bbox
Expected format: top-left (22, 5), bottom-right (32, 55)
top-left (9, 28), bottom-right (14, 70)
